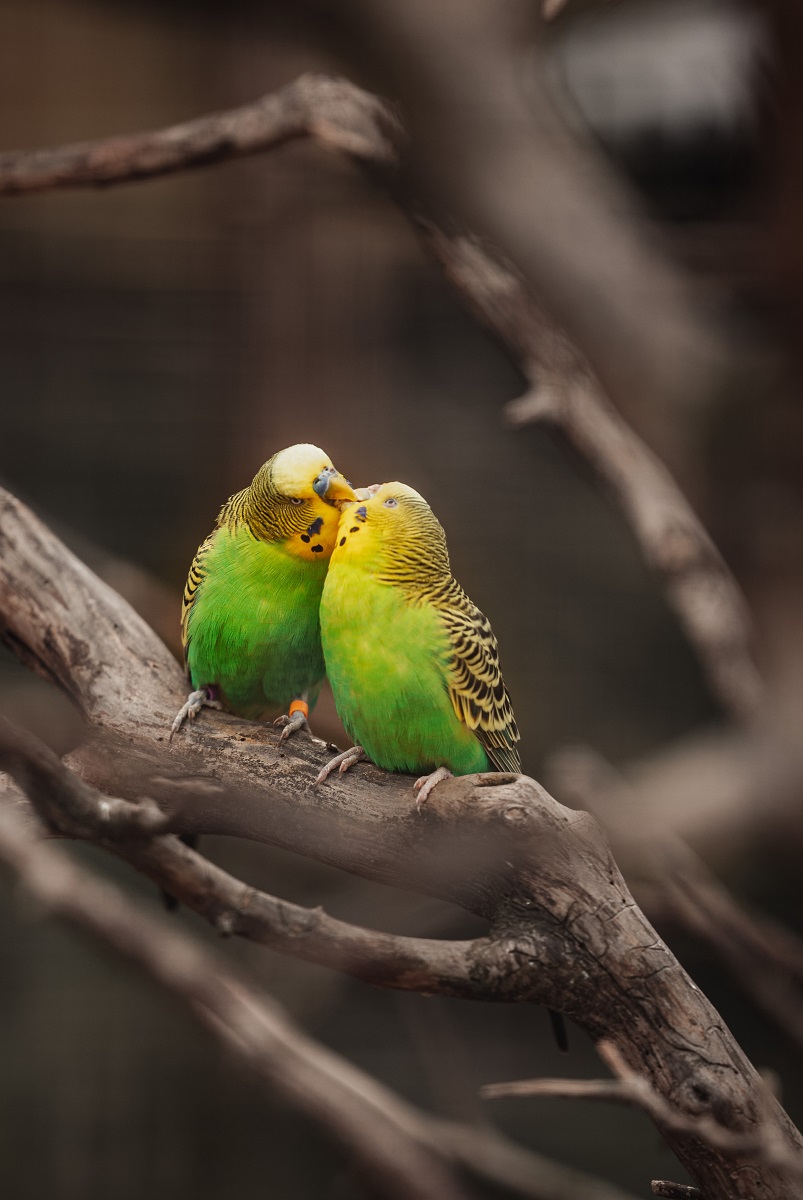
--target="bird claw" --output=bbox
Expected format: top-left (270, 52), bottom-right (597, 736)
top-left (274, 710), bottom-right (309, 742)
top-left (273, 705), bottom-right (326, 744)
top-left (169, 688), bottom-right (222, 742)
top-left (413, 767), bottom-right (453, 810)
top-left (314, 746), bottom-right (365, 787)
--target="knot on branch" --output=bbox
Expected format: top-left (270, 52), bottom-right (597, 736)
top-left (674, 1071), bottom-right (747, 1130)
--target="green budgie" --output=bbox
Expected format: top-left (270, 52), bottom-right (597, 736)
top-left (316, 481), bottom-right (520, 801)
top-left (171, 443), bottom-right (356, 740)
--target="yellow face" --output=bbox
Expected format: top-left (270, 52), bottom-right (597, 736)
top-left (268, 443), bottom-right (357, 560)
top-left (330, 481), bottom-right (447, 574)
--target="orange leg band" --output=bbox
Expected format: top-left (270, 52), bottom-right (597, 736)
top-left (288, 699), bottom-right (309, 719)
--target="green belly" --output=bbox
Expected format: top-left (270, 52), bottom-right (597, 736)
top-left (186, 529), bottom-right (327, 719)
top-left (321, 564), bottom-right (490, 775)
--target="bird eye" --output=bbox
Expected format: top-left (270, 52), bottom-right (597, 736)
top-left (289, 497), bottom-right (303, 506)
top-left (383, 498), bottom-right (398, 509)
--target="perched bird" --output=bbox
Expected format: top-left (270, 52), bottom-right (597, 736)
top-left (316, 482), bottom-right (520, 800)
top-left (171, 443), bottom-right (356, 740)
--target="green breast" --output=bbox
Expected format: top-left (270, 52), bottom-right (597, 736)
top-left (186, 526), bottom-right (328, 719)
top-left (320, 562), bottom-right (491, 776)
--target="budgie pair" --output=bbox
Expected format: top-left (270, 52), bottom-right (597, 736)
top-left (173, 443), bottom-right (521, 799)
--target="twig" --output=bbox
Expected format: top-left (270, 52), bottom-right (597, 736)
top-left (0, 75), bottom-right (401, 194)
top-left (651, 1185), bottom-right (703, 1199)
top-left (482, 1041), bottom-right (803, 1184)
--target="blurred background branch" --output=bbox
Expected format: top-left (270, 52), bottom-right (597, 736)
top-left (0, 805), bottom-right (470, 1200)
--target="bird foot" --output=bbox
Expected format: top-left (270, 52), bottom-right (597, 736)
top-left (314, 745), bottom-right (365, 786)
top-left (274, 708), bottom-right (310, 743)
top-left (274, 698), bottom-right (324, 744)
top-left (413, 766), bottom-right (453, 810)
top-left (169, 688), bottom-right (222, 742)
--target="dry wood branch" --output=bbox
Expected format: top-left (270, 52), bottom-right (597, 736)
top-left (0, 808), bottom-right (466, 1200)
top-left (550, 745), bottom-right (803, 1049)
top-left (0, 489), bottom-right (801, 1200)
top-left (0, 713), bottom-right (499, 999)
top-left (0, 39), bottom-right (719, 476)
top-left (0, 75), bottom-right (402, 193)
top-left (0, 722), bottom-right (645, 1200)
top-left (483, 1041), bottom-right (803, 1184)
top-left (651, 1185), bottom-right (703, 1199)
top-left (340, 0), bottom-right (721, 466)
top-left (426, 230), bottom-right (763, 723)
top-left (0, 73), bottom-right (761, 722)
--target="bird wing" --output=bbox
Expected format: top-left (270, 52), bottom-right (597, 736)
top-left (438, 584), bottom-right (521, 773)
top-left (180, 531), bottom-right (216, 661)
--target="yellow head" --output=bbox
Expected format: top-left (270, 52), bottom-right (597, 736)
top-left (330, 481), bottom-right (451, 585)
top-left (232, 443), bottom-right (357, 558)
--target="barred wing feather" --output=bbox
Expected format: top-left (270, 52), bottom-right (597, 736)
top-left (438, 586), bottom-right (521, 773)
top-left (180, 532), bottom-right (216, 658)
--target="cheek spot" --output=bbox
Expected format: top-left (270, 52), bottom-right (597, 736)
top-left (350, 527), bottom-right (359, 534)
top-left (300, 534), bottom-right (311, 543)
top-left (339, 537), bottom-right (346, 547)
top-left (307, 516), bottom-right (324, 536)
top-left (311, 544), bottom-right (324, 553)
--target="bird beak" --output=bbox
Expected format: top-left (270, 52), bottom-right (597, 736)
top-left (313, 468), bottom-right (357, 508)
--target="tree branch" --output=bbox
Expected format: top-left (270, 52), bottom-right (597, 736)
top-left (549, 744), bottom-right (803, 1049)
top-left (337, 0), bottom-right (721, 468)
top-left (0, 726), bottom-right (649, 1200)
top-left (0, 75), bottom-right (402, 194)
top-left (483, 1041), bottom-right (803, 1187)
top-left (424, 230), bottom-right (763, 723)
top-left (0, 806), bottom-right (470, 1200)
top-left (0, 713), bottom-right (500, 999)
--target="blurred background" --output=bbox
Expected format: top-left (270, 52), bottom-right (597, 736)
top-left (0, 0), bottom-right (802, 1195)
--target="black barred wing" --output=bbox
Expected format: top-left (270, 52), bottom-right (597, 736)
top-left (437, 583), bottom-right (521, 773)
top-left (180, 532), bottom-right (216, 661)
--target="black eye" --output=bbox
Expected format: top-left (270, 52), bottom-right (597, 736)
top-left (383, 497), bottom-right (398, 509)
top-left (289, 497), bottom-right (303, 506)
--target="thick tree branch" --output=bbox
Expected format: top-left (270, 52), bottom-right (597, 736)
top-left (0, 487), bottom-right (800, 1200)
top-left (0, 713), bottom-right (499, 999)
top-left (550, 744), bottom-right (803, 1049)
top-left (0, 726), bottom-right (646, 1200)
top-left (0, 72), bottom-right (761, 722)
